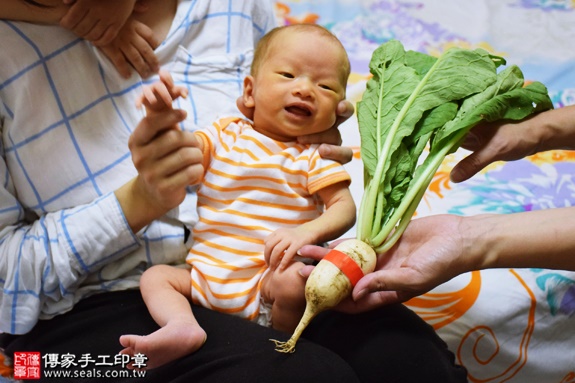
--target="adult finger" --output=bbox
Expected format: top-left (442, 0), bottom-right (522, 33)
top-left (91, 25), bottom-right (119, 46)
top-left (335, 99), bottom-right (354, 124)
top-left (298, 126), bottom-right (342, 146)
top-left (99, 46), bottom-right (132, 79)
top-left (151, 140), bottom-right (204, 181)
top-left (352, 269), bottom-right (420, 303)
top-left (71, 14), bottom-right (99, 39)
top-left (449, 148), bottom-right (492, 183)
top-left (317, 144), bottom-right (353, 165)
top-left (130, 109), bottom-right (187, 147)
top-left (59, 4), bottom-right (87, 30)
top-left (336, 289), bottom-right (402, 313)
top-left (134, 22), bottom-right (160, 74)
top-left (121, 43), bottom-right (151, 79)
top-left (83, 21), bottom-right (110, 44)
top-left (296, 244), bottom-right (330, 263)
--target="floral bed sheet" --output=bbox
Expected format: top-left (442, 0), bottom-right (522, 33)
top-left (273, 1), bottom-right (575, 382)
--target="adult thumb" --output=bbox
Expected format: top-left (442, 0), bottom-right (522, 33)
top-left (450, 150), bottom-right (489, 183)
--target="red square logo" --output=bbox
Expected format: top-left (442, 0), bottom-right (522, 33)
top-left (13, 352), bottom-right (41, 380)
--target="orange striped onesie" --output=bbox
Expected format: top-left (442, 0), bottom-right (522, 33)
top-left (187, 117), bottom-right (351, 323)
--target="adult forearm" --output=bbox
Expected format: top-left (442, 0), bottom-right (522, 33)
top-left (115, 178), bottom-right (169, 234)
top-left (463, 207), bottom-right (575, 272)
top-left (0, 192), bottom-right (140, 334)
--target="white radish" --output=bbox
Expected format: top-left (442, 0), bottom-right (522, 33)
top-left (271, 239), bottom-right (376, 353)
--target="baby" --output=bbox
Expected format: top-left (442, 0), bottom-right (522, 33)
top-left (120, 23), bottom-right (356, 369)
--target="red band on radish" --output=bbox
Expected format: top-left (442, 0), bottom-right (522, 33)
top-left (323, 249), bottom-right (364, 287)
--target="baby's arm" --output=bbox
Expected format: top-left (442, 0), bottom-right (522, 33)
top-left (60, 0), bottom-right (137, 46)
top-left (265, 182), bottom-right (356, 271)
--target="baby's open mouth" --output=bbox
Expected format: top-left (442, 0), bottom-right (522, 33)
top-left (285, 105), bottom-right (312, 116)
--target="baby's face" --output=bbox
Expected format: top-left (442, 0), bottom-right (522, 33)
top-left (247, 30), bottom-right (348, 142)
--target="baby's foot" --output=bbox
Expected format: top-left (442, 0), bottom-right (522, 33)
top-left (120, 321), bottom-right (207, 369)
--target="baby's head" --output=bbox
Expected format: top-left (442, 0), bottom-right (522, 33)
top-left (242, 24), bottom-right (351, 142)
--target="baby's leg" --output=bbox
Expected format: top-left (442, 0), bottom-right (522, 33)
top-left (119, 265), bottom-right (206, 369)
top-left (261, 262), bottom-right (307, 333)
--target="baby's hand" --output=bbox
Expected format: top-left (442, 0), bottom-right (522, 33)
top-left (265, 228), bottom-right (317, 271)
top-left (137, 70), bottom-right (188, 114)
top-left (61, 0), bottom-right (137, 46)
top-left (98, 18), bottom-right (160, 79)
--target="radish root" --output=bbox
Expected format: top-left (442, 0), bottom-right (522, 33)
top-left (271, 240), bottom-right (376, 353)
top-left (271, 304), bottom-right (318, 353)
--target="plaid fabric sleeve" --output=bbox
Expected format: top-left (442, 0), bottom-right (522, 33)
top-left (0, 0), bottom-right (276, 334)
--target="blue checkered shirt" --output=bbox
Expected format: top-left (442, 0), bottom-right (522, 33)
top-left (0, 0), bottom-right (275, 334)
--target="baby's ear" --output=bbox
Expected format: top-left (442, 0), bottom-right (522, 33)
top-left (242, 75), bottom-right (256, 108)
top-left (238, 76), bottom-right (256, 119)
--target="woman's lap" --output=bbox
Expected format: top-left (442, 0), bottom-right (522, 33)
top-left (1, 290), bottom-right (467, 382)
top-left (305, 304), bottom-right (468, 382)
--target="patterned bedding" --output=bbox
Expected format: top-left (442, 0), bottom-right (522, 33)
top-left (1, 2), bottom-right (572, 382)
top-left (273, 0), bottom-right (575, 382)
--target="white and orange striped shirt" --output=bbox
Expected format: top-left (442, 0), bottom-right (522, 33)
top-left (187, 117), bottom-right (351, 321)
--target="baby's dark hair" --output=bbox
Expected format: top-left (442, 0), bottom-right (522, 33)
top-left (251, 24), bottom-right (350, 84)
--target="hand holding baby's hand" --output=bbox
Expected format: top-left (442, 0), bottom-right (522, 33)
top-left (125, 71), bottom-right (200, 221)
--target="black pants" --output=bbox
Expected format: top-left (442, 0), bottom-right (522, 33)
top-left (1, 290), bottom-right (467, 382)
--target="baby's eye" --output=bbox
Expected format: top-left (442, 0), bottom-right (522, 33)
top-left (319, 84), bottom-right (333, 90)
top-left (279, 72), bottom-right (294, 78)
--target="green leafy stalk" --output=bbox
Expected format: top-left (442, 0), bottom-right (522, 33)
top-left (356, 40), bottom-right (553, 253)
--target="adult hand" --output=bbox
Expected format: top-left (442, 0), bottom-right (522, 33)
top-left (297, 214), bottom-right (471, 313)
top-left (98, 18), bottom-right (160, 79)
top-left (60, 0), bottom-right (137, 46)
top-left (236, 97), bottom-right (354, 165)
top-left (452, 106), bottom-right (575, 183)
top-left (130, 70), bottom-right (201, 210)
top-left (450, 115), bottom-right (544, 183)
top-left (116, 107), bottom-right (203, 233)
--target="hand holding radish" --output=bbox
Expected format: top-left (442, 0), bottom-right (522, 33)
top-left (298, 215), bottom-right (468, 312)
top-left (271, 239), bottom-right (376, 353)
